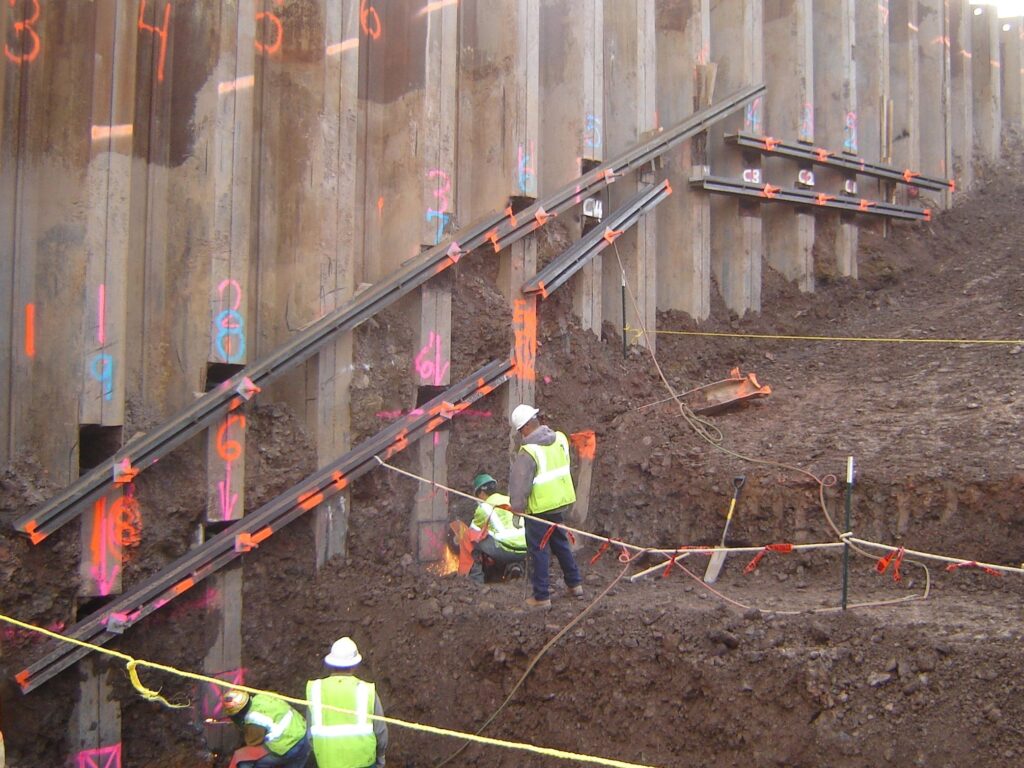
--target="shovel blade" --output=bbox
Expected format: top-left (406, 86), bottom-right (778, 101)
top-left (704, 549), bottom-right (727, 584)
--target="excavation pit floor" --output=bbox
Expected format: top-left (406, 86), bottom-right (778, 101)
top-left (2, 158), bottom-right (1024, 767)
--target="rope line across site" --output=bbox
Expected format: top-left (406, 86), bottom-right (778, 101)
top-left (373, 459), bottom-right (1024, 577)
top-left (0, 613), bottom-right (662, 768)
top-left (624, 327), bottom-right (1024, 345)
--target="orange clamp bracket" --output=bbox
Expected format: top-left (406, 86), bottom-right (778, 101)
top-left (235, 527), bottom-right (273, 552)
top-left (814, 148), bottom-right (831, 162)
top-left (23, 520), bottom-right (46, 545)
top-left (236, 376), bottom-right (261, 401)
top-left (504, 205), bottom-right (518, 228)
top-left (603, 227), bottom-right (624, 244)
top-left (949, 179), bottom-right (956, 193)
top-left (762, 136), bottom-right (780, 151)
top-left (815, 194), bottom-right (835, 206)
top-left (446, 242), bottom-right (464, 264)
top-left (15, 669), bottom-right (31, 692)
top-left (331, 470), bottom-right (349, 490)
top-left (113, 458), bottom-right (138, 485)
top-left (858, 199), bottom-right (876, 211)
top-left (902, 169), bottom-right (920, 183)
top-left (534, 206), bottom-right (554, 226)
top-left (923, 209), bottom-right (932, 222)
top-left (485, 229), bottom-right (500, 252)
top-left (761, 184), bottom-right (780, 199)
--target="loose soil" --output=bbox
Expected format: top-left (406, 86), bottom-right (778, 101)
top-left (2, 156), bottom-right (1024, 767)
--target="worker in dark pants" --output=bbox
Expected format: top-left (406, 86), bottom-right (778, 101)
top-left (508, 404), bottom-right (584, 609)
top-left (468, 473), bottom-right (526, 583)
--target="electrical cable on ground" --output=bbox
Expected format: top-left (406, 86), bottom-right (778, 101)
top-left (0, 612), bottom-right (663, 768)
top-left (612, 243), bottom-right (939, 603)
top-left (434, 558), bottom-right (640, 768)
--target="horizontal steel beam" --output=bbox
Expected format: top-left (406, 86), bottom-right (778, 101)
top-left (16, 358), bottom-right (514, 694)
top-left (491, 84), bottom-right (766, 253)
top-left (691, 176), bottom-right (932, 221)
top-left (725, 132), bottom-right (954, 192)
top-left (522, 180), bottom-right (673, 297)
top-left (15, 84), bottom-right (764, 543)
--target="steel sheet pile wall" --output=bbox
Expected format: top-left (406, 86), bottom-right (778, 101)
top-left (1, 1), bottom-right (1022, 762)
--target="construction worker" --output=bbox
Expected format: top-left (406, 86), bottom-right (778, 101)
top-left (305, 637), bottom-right (388, 768)
top-left (508, 404), bottom-right (584, 608)
top-left (468, 473), bottom-right (526, 583)
top-left (221, 689), bottom-right (311, 768)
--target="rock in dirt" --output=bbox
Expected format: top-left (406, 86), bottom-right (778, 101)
top-left (868, 672), bottom-right (893, 687)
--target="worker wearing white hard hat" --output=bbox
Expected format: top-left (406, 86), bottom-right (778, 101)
top-left (508, 404), bottom-right (584, 609)
top-left (305, 637), bottom-right (389, 768)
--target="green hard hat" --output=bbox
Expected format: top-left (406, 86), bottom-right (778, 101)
top-left (473, 473), bottom-right (497, 493)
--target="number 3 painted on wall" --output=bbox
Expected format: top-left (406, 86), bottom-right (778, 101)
top-left (4, 0), bottom-right (41, 65)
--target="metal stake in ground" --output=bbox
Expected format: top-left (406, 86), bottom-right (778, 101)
top-left (704, 476), bottom-right (745, 584)
top-left (841, 456), bottom-right (855, 610)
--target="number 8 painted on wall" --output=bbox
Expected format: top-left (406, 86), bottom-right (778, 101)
top-left (214, 279), bottom-right (246, 364)
top-left (4, 0), bottom-right (41, 64)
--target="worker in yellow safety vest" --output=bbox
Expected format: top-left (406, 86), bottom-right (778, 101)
top-left (305, 637), bottom-right (388, 768)
top-left (468, 473), bottom-right (527, 584)
top-left (508, 403), bottom-right (584, 609)
top-left (222, 689), bottom-right (311, 768)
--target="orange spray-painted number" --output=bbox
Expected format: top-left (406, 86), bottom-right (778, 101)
top-left (215, 414), bottom-right (246, 463)
top-left (4, 0), bottom-right (40, 64)
top-left (360, 0), bottom-right (381, 40)
top-left (255, 1), bottom-right (283, 55)
top-left (138, 0), bottom-right (171, 83)
top-left (512, 299), bottom-right (537, 381)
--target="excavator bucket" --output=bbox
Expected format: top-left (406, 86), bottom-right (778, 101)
top-left (680, 367), bottom-right (771, 415)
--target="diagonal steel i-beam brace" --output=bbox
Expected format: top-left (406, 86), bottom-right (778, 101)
top-left (691, 176), bottom-right (932, 221)
top-left (15, 84), bottom-right (764, 543)
top-left (16, 358), bottom-right (514, 694)
top-left (725, 132), bottom-right (954, 192)
top-left (522, 180), bottom-right (673, 298)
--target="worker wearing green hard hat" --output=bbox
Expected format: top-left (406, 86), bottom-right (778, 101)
top-left (467, 472), bottom-right (527, 583)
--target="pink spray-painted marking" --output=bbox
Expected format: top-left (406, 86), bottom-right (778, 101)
top-left (76, 743), bottom-right (121, 768)
top-left (97, 283), bottom-right (106, 345)
top-left (414, 332), bottom-right (450, 386)
top-left (217, 461), bottom-right (239, 520)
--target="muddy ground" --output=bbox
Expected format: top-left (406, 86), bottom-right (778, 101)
top-left (3, 155), bottom-right (1024, 767)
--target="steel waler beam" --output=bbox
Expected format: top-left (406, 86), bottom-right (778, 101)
top-left (16, 358), bottom-right (514, 694)
top-left (522, 180), bottom-right (673, 298)
top-left (691, 176), bottom-right (932, 222)
top-left (725, 132), bottom-right (954, 192)
top-left (15, 84), bottom-right (764, 543)
top-left (489, 84), bottom-right (766, 253)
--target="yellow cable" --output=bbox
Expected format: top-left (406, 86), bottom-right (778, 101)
top-left (625, 327), bottom-right (1024, 345)
top-left (1, 613), bottom-right (662, 768)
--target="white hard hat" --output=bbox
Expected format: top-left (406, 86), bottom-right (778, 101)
top-left (324, 636), bottom-right (362, 668)
top-left (510, 404), bottom-right (539, 431)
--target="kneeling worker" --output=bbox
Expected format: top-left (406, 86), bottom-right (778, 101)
top-left (469, 473), bottom-right (527, 583)
top-left (306, 637), bottom-right (388, 768)
top-left (222, 689), bottom-right (311, 768)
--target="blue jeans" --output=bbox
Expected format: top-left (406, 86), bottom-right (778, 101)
top-left (524, 510), bottom-right (581, 600)
top-left (242, 733), bottom-right (312, 768)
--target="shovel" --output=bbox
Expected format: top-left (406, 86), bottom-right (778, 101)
top-left (703, 475), bottom-right (746, 584)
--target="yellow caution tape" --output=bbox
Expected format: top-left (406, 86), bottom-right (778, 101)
top-left (1, 612), bottom-right (661, 768)
top-left (625, 326), bottom-right (1024, 345)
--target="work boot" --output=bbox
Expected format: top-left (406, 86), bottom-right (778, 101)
top-left (503, 563), bottom-right (524, 581)
top-left (567, 584), bottom-right (584, 599)
top-left (525, 596), bottom-right (552, 609)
